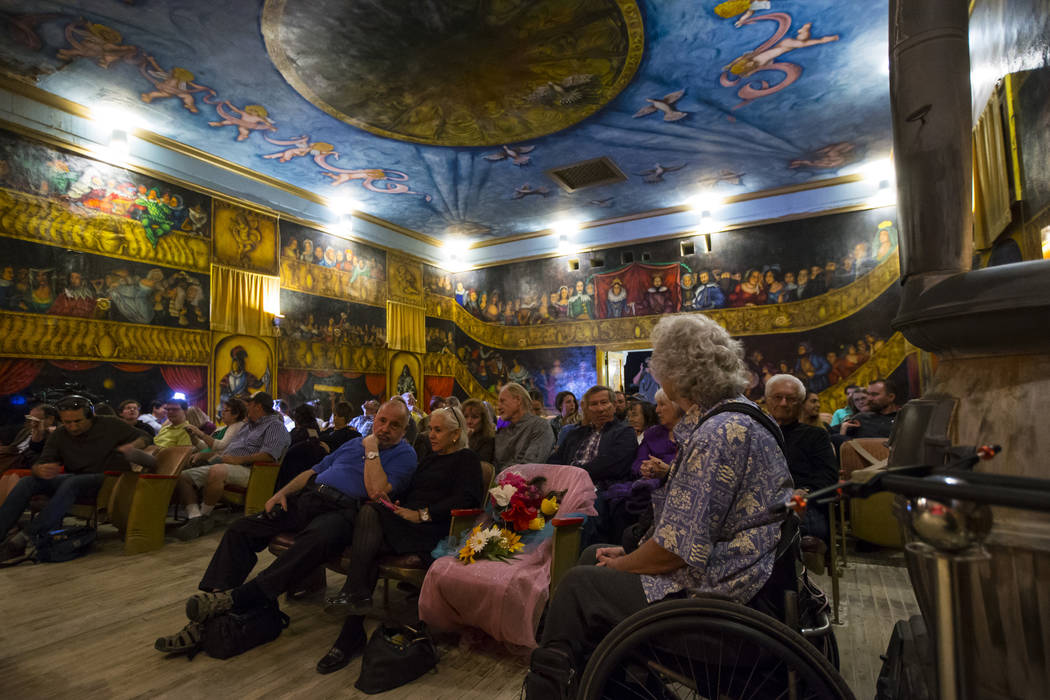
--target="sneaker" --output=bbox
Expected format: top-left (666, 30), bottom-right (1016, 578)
top-left (185, 591), bottom-right (233, 622)
top-left (154, 621), bottom-right (203, 654)
top-left (174, 517), bottom-right (205, 541)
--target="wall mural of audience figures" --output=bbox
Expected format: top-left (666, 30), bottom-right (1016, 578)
top-left (452, 327), bottom-right (597, 404)
top-left (279, 221), bottom-right (386, 305)
top-left (734, 288), bottom-right (904, 399)
top-left (279, 289), bottom-right (386, 370)
top-left (425, 318), bottom-right (456, 355)
top-left (1, 238), bottom-right (209, 328)
top-left (0, 129), bottom-right (211, 245)
top-left (423, 207), bottom-right (898, 326)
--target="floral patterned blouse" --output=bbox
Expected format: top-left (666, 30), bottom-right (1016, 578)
top-left (640, 396), bottom-right (792, 604)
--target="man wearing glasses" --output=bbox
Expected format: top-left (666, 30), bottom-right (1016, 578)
top-left (0, 395), bottom-right (154, 561)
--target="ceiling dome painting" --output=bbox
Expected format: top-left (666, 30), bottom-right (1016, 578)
top-left (263, 0), bottom-right (644, 146)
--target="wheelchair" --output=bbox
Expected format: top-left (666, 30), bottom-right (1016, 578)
top-left (577, 515), bottom-right (854, 700)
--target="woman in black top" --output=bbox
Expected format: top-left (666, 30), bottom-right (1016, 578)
top-left (461, 397), bottom-right (495, 464)
top-left (316, 406), bottom-right (483, 674)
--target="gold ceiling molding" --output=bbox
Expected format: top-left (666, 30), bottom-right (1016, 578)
top-left (0, 80), bottom-right (443, 249)
top-left (424, 351), bottom-right (497, 401)
top-left (0, 187), bottom-right (210, 272)
top-left (0, 311), bottom-right (209, 364)
top-left (277, 338), bottom-right (387, 374)
top-left (279, 258), bottom-right (387, 308)
top-left (468, 173), bottom-right (867, 250)
top-left (427, 254), bottom-right (901, 350)
top-left (817, 332), bottom-right (916, 414)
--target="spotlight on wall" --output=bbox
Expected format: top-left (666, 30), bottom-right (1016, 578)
top-left (171, 392), bottom-right (187, 401)
top-left (327, 195), bottom-right (356, 235)
top-left (552, 218), bottom-right (579, 255)
top-left (108, 129), bottom-right (130, 158)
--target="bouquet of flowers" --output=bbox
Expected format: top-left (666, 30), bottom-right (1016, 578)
top-left (487, 471), bottom-right (564, 533)
top-left (457, 524), bottom-right (524, 564)
top-left (453, 472), bottom-right (566, 565)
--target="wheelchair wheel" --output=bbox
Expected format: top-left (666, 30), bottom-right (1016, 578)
top-left (578, 598), bottom-right (855, 700)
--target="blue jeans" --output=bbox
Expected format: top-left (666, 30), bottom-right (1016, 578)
top-left (0, 473), bottom-right (105, 543)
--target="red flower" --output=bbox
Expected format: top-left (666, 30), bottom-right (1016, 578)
top-left (502, 499), bottom-right (538, 532)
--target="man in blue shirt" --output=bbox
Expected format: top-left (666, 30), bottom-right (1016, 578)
top-left (156, 401), bottom-right (415, 652)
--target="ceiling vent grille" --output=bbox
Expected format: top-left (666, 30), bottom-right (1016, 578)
top-left (546, 156), bottom-right (626, 193)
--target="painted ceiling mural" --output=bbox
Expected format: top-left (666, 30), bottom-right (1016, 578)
top-left (0, 1), bottom-right (891, 240)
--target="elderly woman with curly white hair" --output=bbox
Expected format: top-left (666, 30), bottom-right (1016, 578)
top-left (524, 314), bottom-right (793, 697)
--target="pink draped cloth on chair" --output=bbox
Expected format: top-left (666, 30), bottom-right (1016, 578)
top-left (418, 463), bottom-right (597, 650)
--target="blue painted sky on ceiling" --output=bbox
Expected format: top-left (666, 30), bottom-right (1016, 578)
top-left (0, 1), bottom-right (892, 241)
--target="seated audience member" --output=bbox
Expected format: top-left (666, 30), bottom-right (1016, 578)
top-left (626, 399), bottom-right (658, 444)
top-left (0, 403), bottom-right (58, 470)
top-left (0, 396), bottom-right (155, 559)
top-left (801, 391), bottom-right (831, 431)
top-left (461, 398), bottom-right (495, 464)
top-left (390, 396), bottom-right (419, 447)
top-left (118, 399), bottom-right (156, 437)
top-left (551, 386), bottom-right (637, 489)
top-left (318, 406), bottom-right (483, 673)
top-left (276, 400), bottom-right (295, 431)
top-left (402, 392), bottom-right (424, 426)
top-left (413, 396), bottom-right (446, 460)
top-left (613, 390), bottom-right (628, 421)
top-left (349, 399), bottom-right (380, 437)
top-left (528, 389), bottom-right (546, 417)
top-left (187, 399), bottom-right (247, 454)
top-left (493, 382), bottom-right (555, 470)
top-left (603, 389), bottom-right (684, 544)
top-left (154, 401), bottom-right (417, 655)
top-left (93, 403), bottom-right (117, 416)
top-left (0, 404), bottom-right (58, 503)
top-left (186, 407), bottom-right (216, 436)
top-left (139, 400), bottom-right (167, 433)
top-left (152, 399), bottom-right (195, 449)
top-left (277, 405), bottom-right (329, 491)
top-left (525, 315), bottom-right (791, 697)
top-left (829, 385), bottom-right (862, 430)
top-left (765, 374), bottom-right (838, 541)
top-left (174, 393), bottom-right (291, 540)
top-left (834, 378), bottom-right (901, 448)
top-left (549, 391), bottom-right (580, 440)
top-left (320, 401), bottom-right (361, 453)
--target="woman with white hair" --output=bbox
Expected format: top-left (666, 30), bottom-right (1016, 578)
top-left (526, 314), bottom-right (792, 696)
top-left (318, 406), bottom-right (484, 673)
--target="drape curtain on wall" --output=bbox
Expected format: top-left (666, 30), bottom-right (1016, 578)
top-left (112, 363), bottom-right (154, 373)
top-left (0, 359), bottom-right (44, 395)
top-left (278, 369), bottom-right (309, 397)
top-left (364, 374), bottom-right (386, 397)
top-left (159, 366), bottom-right (206, 399)
top-left (424, 376), bottom-right (455, 408)
top-left (973, 90), bottom-right (1012, 250)
top-left (386, 300), bottom-right (425, 354)
top-left (50, 360), bottom-right (101, 372)
top-left (210, 264), bottom-right (280, 337)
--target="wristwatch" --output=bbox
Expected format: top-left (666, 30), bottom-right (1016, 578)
top-left (419, 507), bottom-right (430, 522)
top-left (365, 450), bottom-right (379, 460)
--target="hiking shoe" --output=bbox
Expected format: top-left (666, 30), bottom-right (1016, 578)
top-left (185, 591), bottom-right (232, 622)
top-left (154, 621), bottom-right (203, 654)
top-left (174, 517), bottom-right (205, 541)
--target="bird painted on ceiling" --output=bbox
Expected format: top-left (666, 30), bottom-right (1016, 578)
top-left (484, 144), bottom-right (536, 167)
top-left (512, 184), bottom-right (551, 199)
top-left (698, 169), bottom-right (744, 186)
top-left (633, 89), bottom-right (688, 121)
top-left (588, 197), bottom-right (615, 207)
top-left (526, 74), bottom-right (596, 106)
top-left (638, 163), bottom-right (686, 184)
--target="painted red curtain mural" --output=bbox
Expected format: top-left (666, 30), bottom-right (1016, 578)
top-left (278, 369), bottom-right (309, 397)
top-left (364, 374), bottom-right (386, 398)
top-left (112, 363), bottom-right (153, 373)
top-left (424, 376), bottom-right (455, 408)
top-left (0, 359), bottom-right (44, 395)
top-left (592, 262), bottom-right (681, 319)
top-left (50, 360), bottom-right (101, 372)
top-left (159, 366), bottom-right (206, 406)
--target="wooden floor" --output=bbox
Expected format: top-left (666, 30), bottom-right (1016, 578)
top-left (0, 522), bottom-right (919, 699)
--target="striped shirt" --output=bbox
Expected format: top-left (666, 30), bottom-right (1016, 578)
top-left (222, 413), bottom-right (290, 462)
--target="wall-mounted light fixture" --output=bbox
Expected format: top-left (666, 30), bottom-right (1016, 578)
top-left (327, 195), bottom-right (356, 236)
top-left (552, 218), bottom-right (579, 255)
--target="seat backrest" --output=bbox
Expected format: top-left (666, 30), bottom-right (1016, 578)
top-left (479, 461), bottom-right (495, 493)
top-left (840, 438), bottom-right (889, 480)
top-left (153, 446), bottom-right (196, 477)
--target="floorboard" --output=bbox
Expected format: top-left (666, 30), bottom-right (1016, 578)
top-left (1, 522), bottom-right (919, 699)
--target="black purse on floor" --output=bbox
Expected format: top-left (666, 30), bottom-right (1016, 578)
top-left (355, 621), bottom-right (439, 694)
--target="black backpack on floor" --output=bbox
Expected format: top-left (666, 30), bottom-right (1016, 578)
top-left (35, 526), bottom-right (97, 563)
top-left (192, 603), bottom-right (290, 660)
